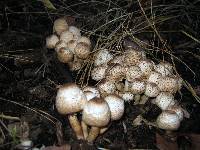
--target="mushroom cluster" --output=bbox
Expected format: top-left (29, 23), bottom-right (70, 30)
top-left (49, 18), bottom-right (188, 142)
top-left (46, 17), bottom-right (92, 71)
top-left (56, 83), bottom-right (124, 143)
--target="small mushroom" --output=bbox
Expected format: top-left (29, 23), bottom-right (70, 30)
top-left (46, 34), bottom-right (59, 49)
top-left (56, 47), bottom-right (74, 63)
top-left (60, 31), bottom-right (74, 43)
top-left (156, 110), bottom-right (180, 130)
top-left (97, 79), bottom-right (117, 97)
top-left (91, 65), bottom-right (108, 81)
top-left (147, 71), bottom-right (162, 85)
top-left (74, 42), bottom-right (91, 59)
top-left (158, 76), bottom-right (179, 93)
top-left (138, 59), bottom-right (155, 77)
top-left (69, 26), bottom-right (81, 40)
top-left (124, 49), bottom-right (144, 66)
top-left (56, 83), bottom-right (87, 139)
top-left (53, 18), bottom-right (69, 35)
top-left (94, 49), bottom-right (113, 66)
top-left (126, 66), bottom-right (143, 82)
top-left (154, 61), bottom-right (173, 76)
top-left (82, 97), bottom-right (111, 143)
top-left (154, 92), bottom-right (176, 110)
top-left (68, 56), bottom-right (83, 71)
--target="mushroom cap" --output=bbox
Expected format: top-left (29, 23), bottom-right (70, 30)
top-left (69, 26), bottom-right (81, 39)
top-left (97, 79), bottom-right (116, 97)
top-left (46, 34), bottom-right (59, 49)
top-left (155, 92), bottom-right (176, 110)
top-left (154, 61), bottom-right (173, 76)
top-left (56, 47), bottom-right (74, 63)
top-left (68, 56), bottom-right (83, 71)
top-left (126, 66), bottom-right (143, 82)
top-left (158, 76), bottom-right (178, 93)
top-left (124, 49), bottom-right (144, 66)
top-left (74, 42), bottom-right (90, 59)
top-left (60, 31), bottom-right (74, 43)
top-left (82, 86), bottom-right (101, 98)
top-left (56, 83), bottom-right (87, 115)
top-left (138, 59), bottom-right (155, 76)
top-left (118, 92), bottom-right (134, 102)
top-left (130, 79), bottom-right (146, 94)
top-left (82, 97), bottom-right (111, 127)
top-left (156, 110), bottom-right (180, 130)
top-left (84, 91), bottom-right (98, 101)
top-left (147, 71), bottom-right (162, 85)
top-left (145, 82), bottom-right (160, 97)
top-left (91, 65), bottom-right (107, 81)
top-left (108, 54), bottom-right (125, 65)
top-left (105, 63), bottom-right (125, 82)
top-left (167, 105), bottom-right (184, 121)
top-left (104, 94), bottom-right (124, 121)
top-left (94, 49), bottom-right (113, 66)
top-left (55, 40), bottom-right (67, 52)
top-left (53, 18), bottom-right (69, 35)
top-left (77, 36), bottom-right (91, 46)
top-left (66, 40), bottom-right (77, 53)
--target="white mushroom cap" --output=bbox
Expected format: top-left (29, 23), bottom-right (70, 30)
top-left (82, 97), bottom-right (111, 127)
top-left (46, 34), bottom-right (59, 49)
top-left (74, 42), bottom-right (91, 59)
top-left (83, 86), bottom-right (101, 98)
top-left (97, 79), bottom-right (116, 97)
top-left (130, 79), bottom-right (146, 94)
top-left (91, 65), bottom-right (107, 81)
top-left (124, 49), bottom-right (144, 66)
top-left (55, 40), bottom-right (67, 52)
top-left (118, 92), bottom-right (134, 102)
top-left (56, 47), bottom-right (74, 63)
top-left (158, 76), bottom-right (178, 93)
top-left (53, 18), bottom-right (69, 35)
top-left (154, 61), bottom-right (173, 76)
top-left (147, 71), bottom-right (162, 85)
top-left (69, 26), bottom-right (81, 39)
top-left (84, 91), bottom-right (98, 101)
top-left (77, 36), bottom-right (91, 46)
top-left (94, 49), bottom-right (114, 66)
top-left (156, 110), bottom-right (180, 130)
top-left (68, 56), bottom-right (83, 71)
top-left (145, 82), bottom-right (160, 97)
top-left (167, 105), bottom-right (184, 121)
top-left (60, 31), bottom-right (74, 43)
top-left (155, 92), bottom-right (176, 110)
top-left (104, 94), bottom-right (124, 121)
top-left (105, 63), bottom-right (125, 81)
top-left (126, 66), bottom-right (143, 82)
top-left (56, 83), bottom-right (87, 114)
top-left (138, 59), bottom-right (155, 76)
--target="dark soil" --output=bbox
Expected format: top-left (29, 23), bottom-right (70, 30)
top-left (0, 0), bottom-right (200, 149)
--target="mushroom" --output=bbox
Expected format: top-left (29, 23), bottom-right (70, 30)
top-left (55, 83), bottom-right (87, 139)
top-left (56, 47), bottom-right (74, 63)
top-left (53, 18), bottom-right (69, 35)
top-left (82, 86), bottom-right (101, 98)
top-left (68, 56), bottom-right (83, 71)
top-left (154, 92), bottom-right (176, 110)
top-left (91, 65), bottom-right (108, 81)
top-left (82, 97), bottom-right (111, 142)
top-left (154, 61), bottom-right (173, 76)
top-left (46, 34), bottom-right (59, 49)
top-left (138, 59), bottom-right (155, 77)
top-left (97, 79), bottom-right (117, 97)
top-left (118, 92), bottom-right (134, 102)
top-left (74, 42), bottom-right (91, 59)
top-left (55, 40), bottom-right (67, 52)
top-left (94, 49), bottom-right (113, 66)
top-left (156, 110), bottom-right (181, 130)
top-left (140, 82), bottom-right (160, 104)
top-left (124, 49), bottom-right (144, 66)
top-left (158, 76), bottom-right (179, 93)
top-left (105, 63), bottom-right (125, 82)
top-left (147, 71), bottom-right (162, 85)
top-left (69, 26), bottom-right (81, 40)
top-left (125, 66), bottom-right (143, 82)
top-left (60, 31), bottom-right (74, 43)
top-left (167, 105), bottom-right (184, 121)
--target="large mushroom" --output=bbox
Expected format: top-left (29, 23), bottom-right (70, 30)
top-left (55, 83), bottom-right (87, 139)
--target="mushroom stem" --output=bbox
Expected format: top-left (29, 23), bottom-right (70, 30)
top-left (134, 94), bottom-right (141, 104)
top-left (86, 126), bottom-right (100, 143)
top-left (68, 114), bottom-right (84, 140)
top-left (139, 95), bottom-right (149, 104)
top-left (100, 127), bottom-right (108, 134)
top-left (81, 121), bottom-right (88, 139)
